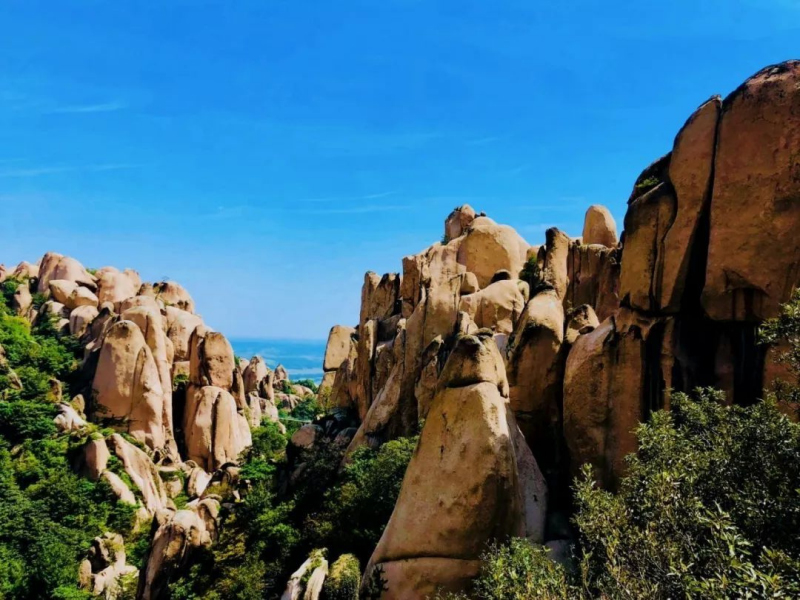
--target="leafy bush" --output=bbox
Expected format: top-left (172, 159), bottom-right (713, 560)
top-left (434, 539), bottom-right (573, 600)
top-left (307, 436), bottom-right (418, 563)
top-left (573, 389), bottom-right (800, 599)
top-left (322, 553), bottom-right (360, 600)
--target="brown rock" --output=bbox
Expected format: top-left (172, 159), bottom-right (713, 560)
top-left (183, 386), bottom-right (251, 471)
top-left (107, 433), bottom-right (168, 514)
top-left (444, 204), bottom-right (477, 241)
top-left (152, 281), bottom-right (195, 313)
top-left (582, 205), bottom-right (618, 247)
top-left (703, 61), bottom-right (800, 321)
top-left (365, 333), bottom-right (540, 598)
top-left (96, 267), bottom-right (140, 306)
top-left (92, 321), bottom-right (166, 450)
top-left (189, 329), bottom-right (236, 390)
top-left (323, 325), bottom-right (356, 371)
top-left (457, 279), bottom-right (527, 335)
top-left (457, 216), bottom-right (529, 289)
top-left (360, 272), bottom-right (400, 323)
top-left (659, 96), bottom-right (721, 312)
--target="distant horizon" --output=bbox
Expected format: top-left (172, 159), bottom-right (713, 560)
top-left (2, 2), bottom-right (798, 338)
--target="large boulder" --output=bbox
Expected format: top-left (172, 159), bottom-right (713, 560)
top-left (444, 204), bottom-right (477, 241)
top-left (92, 321), bottom-right (167, 450)
top-left (581, 205), bottom-right (618, 247)
top-left (243, 355), bottom-right (269, 394)
top-left (364, 332), bottom-right (544, 598)
top-left (506, 289), bottom-right (566, 482)
top-left (659, 96), bottom-right (721, 312)
top-left (183, 386), bottom-right (251, 471)
top-left (96, 267), bottom-right (140, 306)
top-left (189, 329), bottom-right (236, 390)
top-left (137, 502), bottom-right (219, 600)
top-left (563, 310), bottom-right (673, 487)
top-left (164, 306), bottom-right (203, 362)
top-left (703, 61), bottom-right (800, 321)
top-left (107, 434), bottom-right (168, 514)
top-left (456, 216), bottom-right (529, 289)
top-left (152, 281), bottom-right (195, 313)
top-left (37, 252), bottom-right (95, 293)
top-left (565, 242), bottom-right (620, 322)
top-left (457, 279), bottom-right (527, 335)
top-left (323, 325), bottom-right (356, 372)
top-left (360, 272), bottom-right (400, 324)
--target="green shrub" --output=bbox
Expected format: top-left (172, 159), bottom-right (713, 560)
top-left (323, 554), bottom-right (360, 600)
top-left (573, 389), bottom-right (800, 599)
top-left (308, 435), bottom-right (417, 563)
top-left (433, 539), bottom-right (573, 600)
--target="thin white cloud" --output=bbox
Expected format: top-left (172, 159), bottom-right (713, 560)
top-left (0, 163), bottom-right (138, 178)
top-left (298, 191), bottom-right (397, 203)
top-left (46, 101), bottom-right (127, 114)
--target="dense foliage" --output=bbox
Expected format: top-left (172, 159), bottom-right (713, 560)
top-left (170, 413), bottom-right (417, 600)
top-left (0, 279), bottom-right (136, 600)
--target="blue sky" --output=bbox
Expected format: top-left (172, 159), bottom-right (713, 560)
top-left (0, 1), bottom-right (797, 339)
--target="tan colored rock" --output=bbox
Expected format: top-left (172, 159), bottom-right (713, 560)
top-left (506, 289), bottom-right (565, 476)
top-left (291, 424), bottom-right (320, 450)
top-left (456, 216), bottom-right (529, 289)
top-left (137, 506), bottom-right (217, 600)
top-left (565, 242), bottom-right (620, 322)
top-left (323, 325), bottom-right (355, 371)
top-left (69, 286), bottom-right (99, 309)
top-left (565, 304), bottom-right (600, 345)
top-left (11, 261), bottom-right (38, 279)
top-left (93, 321), bottom-right (166, 450)
top-left (243, 356), bottom-right (269, 394)
top-left (12, 283), bottom-right (32, 316)
top-left (274, 364), bottom-right (289, 383)
top-left (444, 204), bottom-right (477, 241)
top-left (183, 386), bottom-right (251, 471)
top-left (457, 279), bottom-right (526, 335)
top-left (165, 306), bottom-right (203, 362)
top-left (101, 471), bottom-right (138, 505)
top-left (562, 310), bottom-right (672, 487)
top-left (245, 392), bottom-right (262, 428)
top-left (582, 205), bottom-right (618, 247)
top-left (187, 466), bottom-right (212, 498)
top-left (107, 433), bottom-right (168, 514)
top-left (122, 305), bottom-right (177, 456)
top-left (542, 228), bottom-right (571, 301)
top-left (37, 253), bottom-right (95, 293)
top-left (117, 294), bottom-right (161, 315)
top-left (360, 272), bottom-right (400, 323)
top-left (96, 268), bottom-right (140, 306)
top-left (54, 403), bottom-right (87, 432)
top-left (189, 330), bottom-right (235, 390)
top-left (83, 438), bottom-right (110, 481)
top-left (618, 182), bottom-right (676, 312)
top-left (69, 304), bottom-right (99, 337)
top-left (659, 96), bottom-right (721, 312)
top-left (302, 560), bottom-right (328, 600)
top-left (49, 279), bottom-right (78, 305)
top-left (703, 61), bottom-right (800, 321)
top-left (365, 333), bottom-right (540, 598)
top-left (153, 281), bottom-right (195, 313)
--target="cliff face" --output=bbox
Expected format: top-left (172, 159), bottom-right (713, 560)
top-left (320, 60), bottom-right (800, 597)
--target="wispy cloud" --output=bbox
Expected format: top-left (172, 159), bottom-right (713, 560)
top-left (0, 163), bottom-right (138, 178)
top-left (46, 101), bottom-right (127, 114)
top-left (466, 134), bottom-right (509, 146)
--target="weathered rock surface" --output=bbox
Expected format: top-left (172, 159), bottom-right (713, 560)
top-left (582, 205), bottom-right (618, 247)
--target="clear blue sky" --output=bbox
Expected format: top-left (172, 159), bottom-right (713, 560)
top-left (0, 1), bottom-right (797, 339)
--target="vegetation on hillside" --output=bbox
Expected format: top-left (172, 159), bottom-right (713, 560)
top-left (0, 278), bottom-right (137, 600)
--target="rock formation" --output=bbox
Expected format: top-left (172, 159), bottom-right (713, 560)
top-left (316, 60), bottom-right (800, 598)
